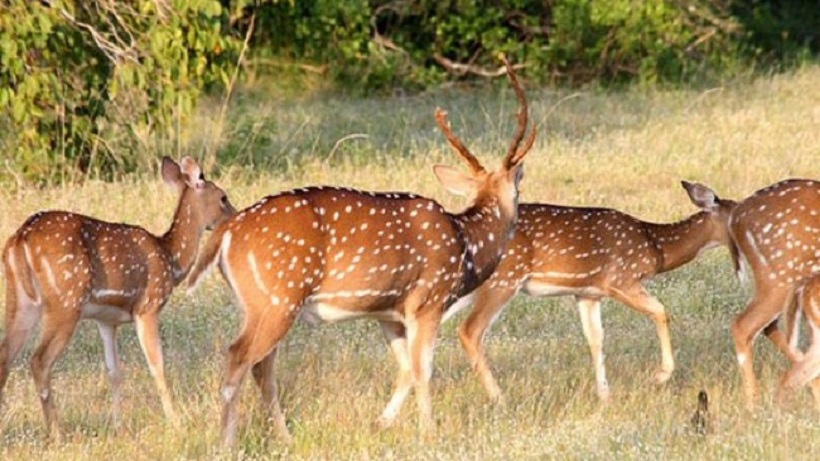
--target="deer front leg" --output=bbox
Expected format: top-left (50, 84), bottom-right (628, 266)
top-left (96, 322), bottom-right (123, 428)
top-left (377, 320), bottom-right (412, 429)
top-left (134, 312), bottom-right (177, 424)
top-left (458, 284), bottom-right (517, 405)
top-left (576, 296), bottom-right (610, 400)
top-left (406, 308), bottom-right (442, 434)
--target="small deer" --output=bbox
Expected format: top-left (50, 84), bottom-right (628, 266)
top-left (0, 156), bottom-right (235, 438)
top-left (727, 178), bottom-right (819, 409)
top-left (458, 181), bottom-right (736, 402)
top-left (186, 57), bottom-right (536, 447)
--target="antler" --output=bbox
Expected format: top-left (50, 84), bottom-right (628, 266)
top-left (501, 54), bottom-right (535, 169)
top-left (435, 107), bottom-right (486, 174)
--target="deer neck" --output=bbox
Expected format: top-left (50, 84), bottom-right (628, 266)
top-left (161, 196), bottom-right (203, 285)
top-left (646, 211), bottom-right (717, 273)
top-left (453, 196), bottom-right (514, 295)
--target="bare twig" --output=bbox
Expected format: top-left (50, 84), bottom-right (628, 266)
top-left (434, 53), bottom-right (526, 78)
top-left (325, 134), bottom-right (370, 162)
top-left (57, 4), bottom-right (139, 65)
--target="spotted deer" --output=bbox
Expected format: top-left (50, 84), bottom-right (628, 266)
top-left (458, 181), bottom-right (737, 402)
top-left (726, 178), bottom-right (820, 409)
top-left (186, 57), bottom-right (536, 447)
top-left (0, 156), bottom-right (235, 438)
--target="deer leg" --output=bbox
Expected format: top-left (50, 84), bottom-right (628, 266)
top-left (30, 310), bottom-right (79, 440)
top-left (251, 347), bottom-right (291, 443)
top-left (762, 319), bottom-right (803, 363)
top-left (731, 286), bottom-right (791, 409)
top-left (376, 320), bottom-right (412, 428)
top-left (222, 306), bottom-right (295, 448)
top-left (576, 296), bottom-right (610, 400)
top-left (779, 287), bottom-right (820, 409)
top-left (96, 322), bottom-right (123, 428)
top-left (609, 285), bottom-right (674, 384)
top-left (407, 308), bottom-right (442, 434)
top-left (134, 311), bottom-right (177, 424)
top-left (458, 284), bottom-right (517, 404)
top-left (0, 285), bottom-right (41, 403)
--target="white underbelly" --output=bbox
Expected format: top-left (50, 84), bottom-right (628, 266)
top-left (522, 280), bottom-right (605, 298)
top-left (300, 301), bottom-right (402, 325)
top-left (81, 303), bottom-right (133, 324)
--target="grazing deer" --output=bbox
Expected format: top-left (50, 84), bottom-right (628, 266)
top-left (726, 178), bottom-right (819, 408)
top-left (458, 181), bottom-right (736, 402)
top-left (186, 57), bottom-right (536, 447)
top-left (0, 156), bottom-right (235, 438)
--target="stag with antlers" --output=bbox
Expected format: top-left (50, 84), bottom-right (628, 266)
top-left (0, 157), bottom-right (235, 438)
top-left (458, 181), bottom-right (737, 402)
top-left (727, 178), bottom-right (820, 409)
top-left (186, 57), bottom-right (536, 447)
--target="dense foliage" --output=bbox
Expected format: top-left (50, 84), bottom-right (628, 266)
top-left (0, 0), bottom-right (817, 183)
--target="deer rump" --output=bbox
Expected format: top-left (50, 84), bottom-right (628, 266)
top-left (189, 186), bottom-right (489, 322)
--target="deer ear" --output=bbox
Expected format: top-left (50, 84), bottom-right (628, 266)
top-left (682, 180), bottom-right (718, 211)
top-left (433, 165), bottom-right (479, 198)
top-left (161, 156), bottom-right (184, 191)
top-left (180, 156), bottom-right (206, 189)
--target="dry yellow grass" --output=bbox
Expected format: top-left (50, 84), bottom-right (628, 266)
top-left (0, 66), bottom-right (818, 459)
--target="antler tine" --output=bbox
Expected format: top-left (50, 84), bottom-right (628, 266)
top-left (435, 107), bottom-right (485, 173)
top-left (510, 123), bottom-right (537, 166)
top-left (500, 54), bottom-right (533, 169)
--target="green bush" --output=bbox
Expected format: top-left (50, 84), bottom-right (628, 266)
top-left (0, 0), bottom-right (238, 184)
top-left (237, 0), bottom-right (749, 90)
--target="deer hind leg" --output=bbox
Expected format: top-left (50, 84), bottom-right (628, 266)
top-left (134, 311), bottom-right (177, 425)
top-left (376, 320), bottom-right (412, 429)
top-left (731, 286), bottom-right (792, 409)
top-left (777, 283), bottom-right (820, 409)
top-left (251, 347), bottom-right (291, 443)
top-left (96, 322), bottom-right (123, 428)
top-left (406, 307), bottom-right (443, 435)
top-left (576, 296), bottom-right (610, 400)
top-left (30, 308), bottom-right (80, 440)
top-left (609, 285), bottom-right (674, 384)
top-left (0, 279), bottom-right (42, 403)
top-left (221, 303), bottom-right (296, 448)
top-left (458, 284), bottom-right (517, 404)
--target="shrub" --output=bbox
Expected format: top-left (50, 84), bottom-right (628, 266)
top-left (0, 0), bottom-right (238, 184)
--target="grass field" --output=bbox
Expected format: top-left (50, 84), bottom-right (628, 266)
top-left (0, 66), bottom-right (819, 459)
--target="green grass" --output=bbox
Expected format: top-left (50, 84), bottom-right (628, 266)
top-left (1, 66), bottom-right (819, 459)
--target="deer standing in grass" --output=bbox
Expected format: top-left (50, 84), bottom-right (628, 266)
top-left (186, 58), bottom-right (536, 447)
top-left (0, 157), bottom-right (235, 438)
top-left (458, 181), bottom-right (737, 402)
top-left (726, 178), bottom-right (820, 409)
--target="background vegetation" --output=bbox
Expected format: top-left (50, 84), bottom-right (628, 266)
top-left (1, 0), bottom-right (818, 184)
top-left (0, 63), bottom-right (818, 460)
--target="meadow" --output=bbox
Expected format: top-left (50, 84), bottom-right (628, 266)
top-left (0, 66), bottom-right (819, 459)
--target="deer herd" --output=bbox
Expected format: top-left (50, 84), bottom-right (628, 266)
top-left (0, 58), bottom-right (818, 447)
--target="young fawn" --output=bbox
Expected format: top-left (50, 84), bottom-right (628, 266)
top-left (458, 181), bottom-right (736, 401)
top-left (186, 57), bottom-right (536, 447)
top-left (0, 156), bottom-right (234, 438)
top-left (727, 178), bottom-right (820, 409)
